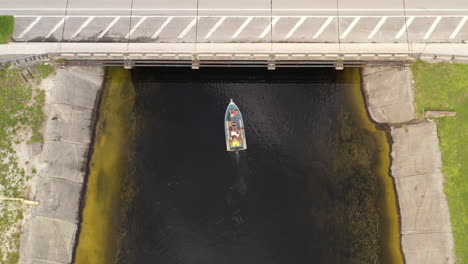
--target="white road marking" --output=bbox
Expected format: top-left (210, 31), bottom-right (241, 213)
top-left (178, 17), bottom-right (198, 39)
top-left (450, 16), bottom-right (467, 39)
top-left (368, 16), bottom-right (387, 39)
top-left (17, 16), bottom-right (41, 39)
top-left (205, 16), bottom-right (225, 39)
top-left (232, 17), bottom-right (253, 39)
top-left (285, 16), bottom-right (306, 39)
top-left (152, 17), bottom-right (173, 39)
top-left (423, 16), bottom-right (441, 39)
top-left (313, 17), bottom-right (333, 39)
top-left (259, 17), bottom-right (280, 39)
top-left (125, 16), bottom-right (147, 38)
top-left (340, 16), bottom-right (360, 39)
top-left (71, 16), bottom-right (94, 39)
top-left (13, 14), bottom-right (465, 42)
top-left (395, 16), bottom-right (414, 39)
top-left (45, 17), bottom-right (68, 38)
top-left (98, 16), bottom-right (120, 38)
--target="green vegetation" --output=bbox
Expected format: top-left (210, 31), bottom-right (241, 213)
top-left (0, 16), bottom-right (14, 44)
top-left (0, 63), bottom-right (53, 264)
top-left (411, 61), bottom-right (468, 263)
top-left (34, 64), bottom-right (54, 79)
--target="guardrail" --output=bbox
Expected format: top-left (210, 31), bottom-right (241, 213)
top-left (50, 51), bottom-right (415, 69)
top-left (419, 53), bottom-right (468, 63)
top-left (54, 52), bottom-right (413, 59)
top-left (0, 54), bottom-right (50, 67)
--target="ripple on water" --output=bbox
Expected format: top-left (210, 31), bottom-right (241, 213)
top-left (76, 67), bottom-right (402, 264)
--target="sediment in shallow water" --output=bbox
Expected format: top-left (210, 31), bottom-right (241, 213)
top-left (73, 67), bottom-right (404, 264)
top-left (74, 67), bottom-right (136, 264)
top-left (340, 68), bottom-right (403, 264)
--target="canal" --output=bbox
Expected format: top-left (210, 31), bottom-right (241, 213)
top-left (75, 67), bottom-right (402, 264)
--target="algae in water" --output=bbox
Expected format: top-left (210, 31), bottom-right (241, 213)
top-left (74, 68), bottom-right (403, 264)
top-left (75, 67), bottom-right (137, 264)
top-left (340, 68), bottom-right (403, 264)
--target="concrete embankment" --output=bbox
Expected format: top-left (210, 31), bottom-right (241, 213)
top-left (19, 66), bottom-right (104, 264)
top-left (362, 67), bottom-right (456, 264)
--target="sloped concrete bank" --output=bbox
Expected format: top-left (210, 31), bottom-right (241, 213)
top-left (362, 67), bottom-right (456, 264)
top-left (18, 66), bottom-right (104, 264)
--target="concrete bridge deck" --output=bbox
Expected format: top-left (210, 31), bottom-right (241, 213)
top-left (1, 43), bottom-right (467, 68)
top-left (1, 0), bottom-right (467, 66)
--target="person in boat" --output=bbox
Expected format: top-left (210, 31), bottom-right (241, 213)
top-left (231, 129), bottom-right (240, 138)
top-left (230, 121), bottom-right (241, 138)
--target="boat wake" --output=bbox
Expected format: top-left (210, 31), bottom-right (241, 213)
top-left (226, 151), bottom-right (249, 225)
top-left (231, 151), bottom-right (248, 196)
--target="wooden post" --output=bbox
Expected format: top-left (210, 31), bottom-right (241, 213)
top-left (0, 195), bottom-right (39, 206)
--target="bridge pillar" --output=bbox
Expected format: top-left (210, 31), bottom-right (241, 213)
top-left (192, 54), bottom-right (199, 70)
top-left (124, 60), bottom-right (134, 69)
top-left (335, 62), bottom-right (344, 70)
top-left (268, 54), bottom-right (276, 70)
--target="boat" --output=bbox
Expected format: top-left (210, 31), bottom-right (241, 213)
top-left (225, 99), bottom-right (247, 152)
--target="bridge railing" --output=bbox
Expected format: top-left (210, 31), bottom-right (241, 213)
top-left (49, 51), bottom-right (416, 69)
top-left (2, 51), bottom-right (468, 69)
top-left (0, 54), bottom-right (50, 67)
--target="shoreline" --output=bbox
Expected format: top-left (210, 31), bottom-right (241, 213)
top-left (341, 69), bottom-right (404, 264)
top-left (361, 67), bottom-right (456, 264)
top-left (18, 66), bottom-right (104, 264)
top-left (13, 64), bottom-right (455, 264)
top-left (70, 66), bottom-right (107, 263)
top-left (74, 67), bottom-right (137, 264)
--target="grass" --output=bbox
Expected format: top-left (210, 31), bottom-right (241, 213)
top-left (0, 16), bottom-right (14, 44)
top-left (0, 63), bottom-right (53, 264)
top-left (34, 64), bottom-right (54, 79)
top-left (411, 61), bottom-right (468, 264)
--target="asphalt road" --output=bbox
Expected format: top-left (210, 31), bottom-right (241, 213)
top-left (1, 0), bottom-right (468, 16)
top-left (11, 15), bottom-right (468, 43)
top-left (3, 0), bottom-right (468, 43)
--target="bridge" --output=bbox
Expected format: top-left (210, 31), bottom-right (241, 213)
top-left (1, 0), bottom-right (468, 67)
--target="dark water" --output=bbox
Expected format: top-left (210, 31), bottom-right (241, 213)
top-left (120, 68), bottom-right (383, 264)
